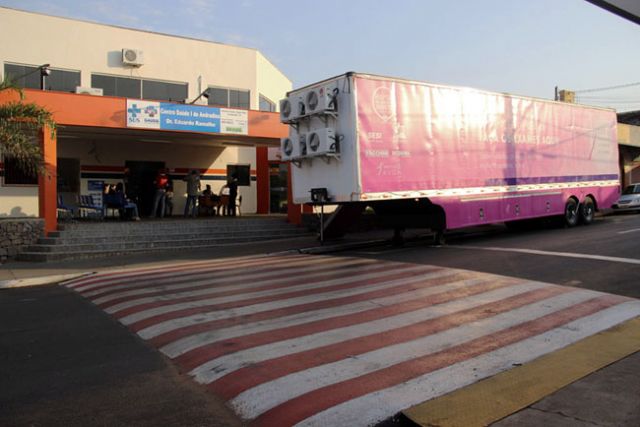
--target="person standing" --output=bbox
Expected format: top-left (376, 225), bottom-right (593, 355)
top-left (151, 169), bottom-right (169, 218)
top-left (183, 169), bottom-right (201, 218)
top-left (227, 174), bottom-right (239, 217)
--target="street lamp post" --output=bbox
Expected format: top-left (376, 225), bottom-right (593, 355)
top-left (39, 65), bottom-right (51, 90)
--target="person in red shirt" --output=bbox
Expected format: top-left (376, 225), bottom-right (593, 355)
top-left (151, 169), bottom-right (170, 218)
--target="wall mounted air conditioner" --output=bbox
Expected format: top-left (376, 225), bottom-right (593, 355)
top-left (280, 98), bottom-right (295, 123)
top-left (75, 86), bottom-right (104, 96)
top-left (306, 128), bottom-right (337, 156)
top-left (281, 133), bottom-right (308, 160)
top-left (280, 136), bottom-right (296, 161)
top-left (122, 48), bottom-right (144, 66)
top-left (298, 133), bottom-right (308, 157)
top-left (304, 84), bottom-right (338, 116)
top-left (279, 95), bottom-right (306, 122)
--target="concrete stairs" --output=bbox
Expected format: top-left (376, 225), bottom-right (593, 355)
top-left (18, 217), bottom-right (312, 262)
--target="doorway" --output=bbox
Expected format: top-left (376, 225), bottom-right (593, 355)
top-left (269, 162), bottom-right (288, 213)
top-left (125, 161), bottom-right (165, 217)
top-left (57, 157), bottom-right (80, 206)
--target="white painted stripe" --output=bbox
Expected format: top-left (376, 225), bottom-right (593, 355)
top-left (445, 245), bottom-right (640, 265)
top-left (300, 300), bottom-right (640, 427)
top-left (617, 228), bottom-right (640, 235)
top-left (144, 271), bottom-right (469, 342)
top-left (137, 269), bottom-right (457, 339)
top-left (361, 180), bottom-right (620, 201)
top-left (107, 260), bottom-right (382, 315)
top-left (76, 254), bottom-right (317, 294)
top-left (193, 283), bottom-right (586, 386)
top-left (121, 264), bottom-right (439, 326)
top-left (227, 289), bottom-right (604, 419)
top-left (65, 254), bottom-right (277, 288)
top-left (96, 258), bottom-right (374, 308)
top-left (160, 276), bottom-right (516, 358)
top-left (460, 191), bottom-right (561, 202)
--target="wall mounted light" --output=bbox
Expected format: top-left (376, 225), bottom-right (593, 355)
top-left (189, 89), bottom-right (210, 104)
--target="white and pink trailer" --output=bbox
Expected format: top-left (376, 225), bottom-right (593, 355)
top-left (280, 73), bottom-right (620, 237)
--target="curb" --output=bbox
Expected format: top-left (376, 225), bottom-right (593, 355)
top-left (0, 272), bottom-right (93, 289)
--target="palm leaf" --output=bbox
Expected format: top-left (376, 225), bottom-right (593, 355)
top-left (0, 77), bottom-right (56, 174)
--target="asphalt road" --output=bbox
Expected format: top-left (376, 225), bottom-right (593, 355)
top-left (0, 284), bottom-right (241, 427)
top-left (346, 212), bottom-right (640, 299)
top-left (346, 212), bottom-right (640, 427)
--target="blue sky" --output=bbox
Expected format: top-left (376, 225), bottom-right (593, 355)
top-left (3, 0), bottom-right (640, 111)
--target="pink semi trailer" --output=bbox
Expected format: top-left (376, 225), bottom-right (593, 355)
top-left (279, 72), bottom-right (620, 241)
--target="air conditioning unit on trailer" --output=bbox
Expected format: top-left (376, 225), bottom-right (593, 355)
top-left (304, 84), bottom-right (338, 116)
top-left (281, 136), bottom-right (296, 160)
top-left (307, 128), bottom-right (337, 156)
top-left (122, 48), bottom-right (144, 66)
top-left (299, 133), bottom-right (308, 157)
top-left (281, 134), bottom-right (309, 160)
top-left (75, 86), bottom-right (104, 96)
top-left (280, 95), bottom-right (306, 122)
top-left (280, 98), bottom-right (295, 122)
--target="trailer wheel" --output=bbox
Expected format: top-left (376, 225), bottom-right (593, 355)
top-left (564, 198), bottom-right (579, 227)
top-left (580, 197), bottom-right (595, 225)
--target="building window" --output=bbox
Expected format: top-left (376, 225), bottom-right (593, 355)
top-left (91, 74), bottom-right (188, 101)
top-left (259, 95), bottom-right (276, 112)
top-left (142, 80), bottom-right (188, 102)
top-left (92, 74), bottom-right (141, 98)
top-left (227, 164), bottom-right (251, 186)
top-left (4, 63), bottom-right (80, 92)
top-left (2, 156), bottom-right (38, 186)
top-left (208, 87), bottom-right (251, 109)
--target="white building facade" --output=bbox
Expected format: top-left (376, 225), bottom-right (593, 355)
top-left (0, 7), bottom-right (291, 219)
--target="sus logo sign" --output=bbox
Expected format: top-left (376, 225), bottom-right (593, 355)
top-left (373, 86), bottom-right (394, 122)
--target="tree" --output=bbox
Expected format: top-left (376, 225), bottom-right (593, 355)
top-left (0, 78), bottom-right (56, 174)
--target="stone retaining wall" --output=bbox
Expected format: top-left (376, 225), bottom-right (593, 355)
top-left (0, 219), bottom-right (44, 263)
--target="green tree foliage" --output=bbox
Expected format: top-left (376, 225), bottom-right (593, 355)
top-left (0, 78), bottom-right (56, 174)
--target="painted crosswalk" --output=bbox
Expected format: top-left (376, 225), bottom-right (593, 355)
top-left (63, 254), bottom-right (640, 426)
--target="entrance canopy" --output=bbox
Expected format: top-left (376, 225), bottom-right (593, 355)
top-left (6, 89), bottom-right (287, 145)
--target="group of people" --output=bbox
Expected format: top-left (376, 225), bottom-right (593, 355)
top-left (105, 169), bottom-right (239, 220)
top-left (183, 169), bottom-right (239, 217)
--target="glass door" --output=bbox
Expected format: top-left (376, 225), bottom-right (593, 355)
top-left (269, 162), bottom-right (288, 213)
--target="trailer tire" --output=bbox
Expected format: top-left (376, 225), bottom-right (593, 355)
top-left (580, 197), bottom-right (595, 225)
top-left (564, 198), bottom-right (579, 227)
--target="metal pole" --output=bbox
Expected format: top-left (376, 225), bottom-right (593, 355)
top-left (320, 204), bottom-right (324, 245)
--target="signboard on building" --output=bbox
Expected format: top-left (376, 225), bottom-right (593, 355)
top-left (126, 100), bottom-right (248, 135)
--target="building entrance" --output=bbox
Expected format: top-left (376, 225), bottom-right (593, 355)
top-left (125, 160), bottom-right (166, 217)
top-left (269, 162), bottom-right (288, 213)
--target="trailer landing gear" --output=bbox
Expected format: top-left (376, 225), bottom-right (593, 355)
top-left (392, 228), bottom-right (405, 246)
